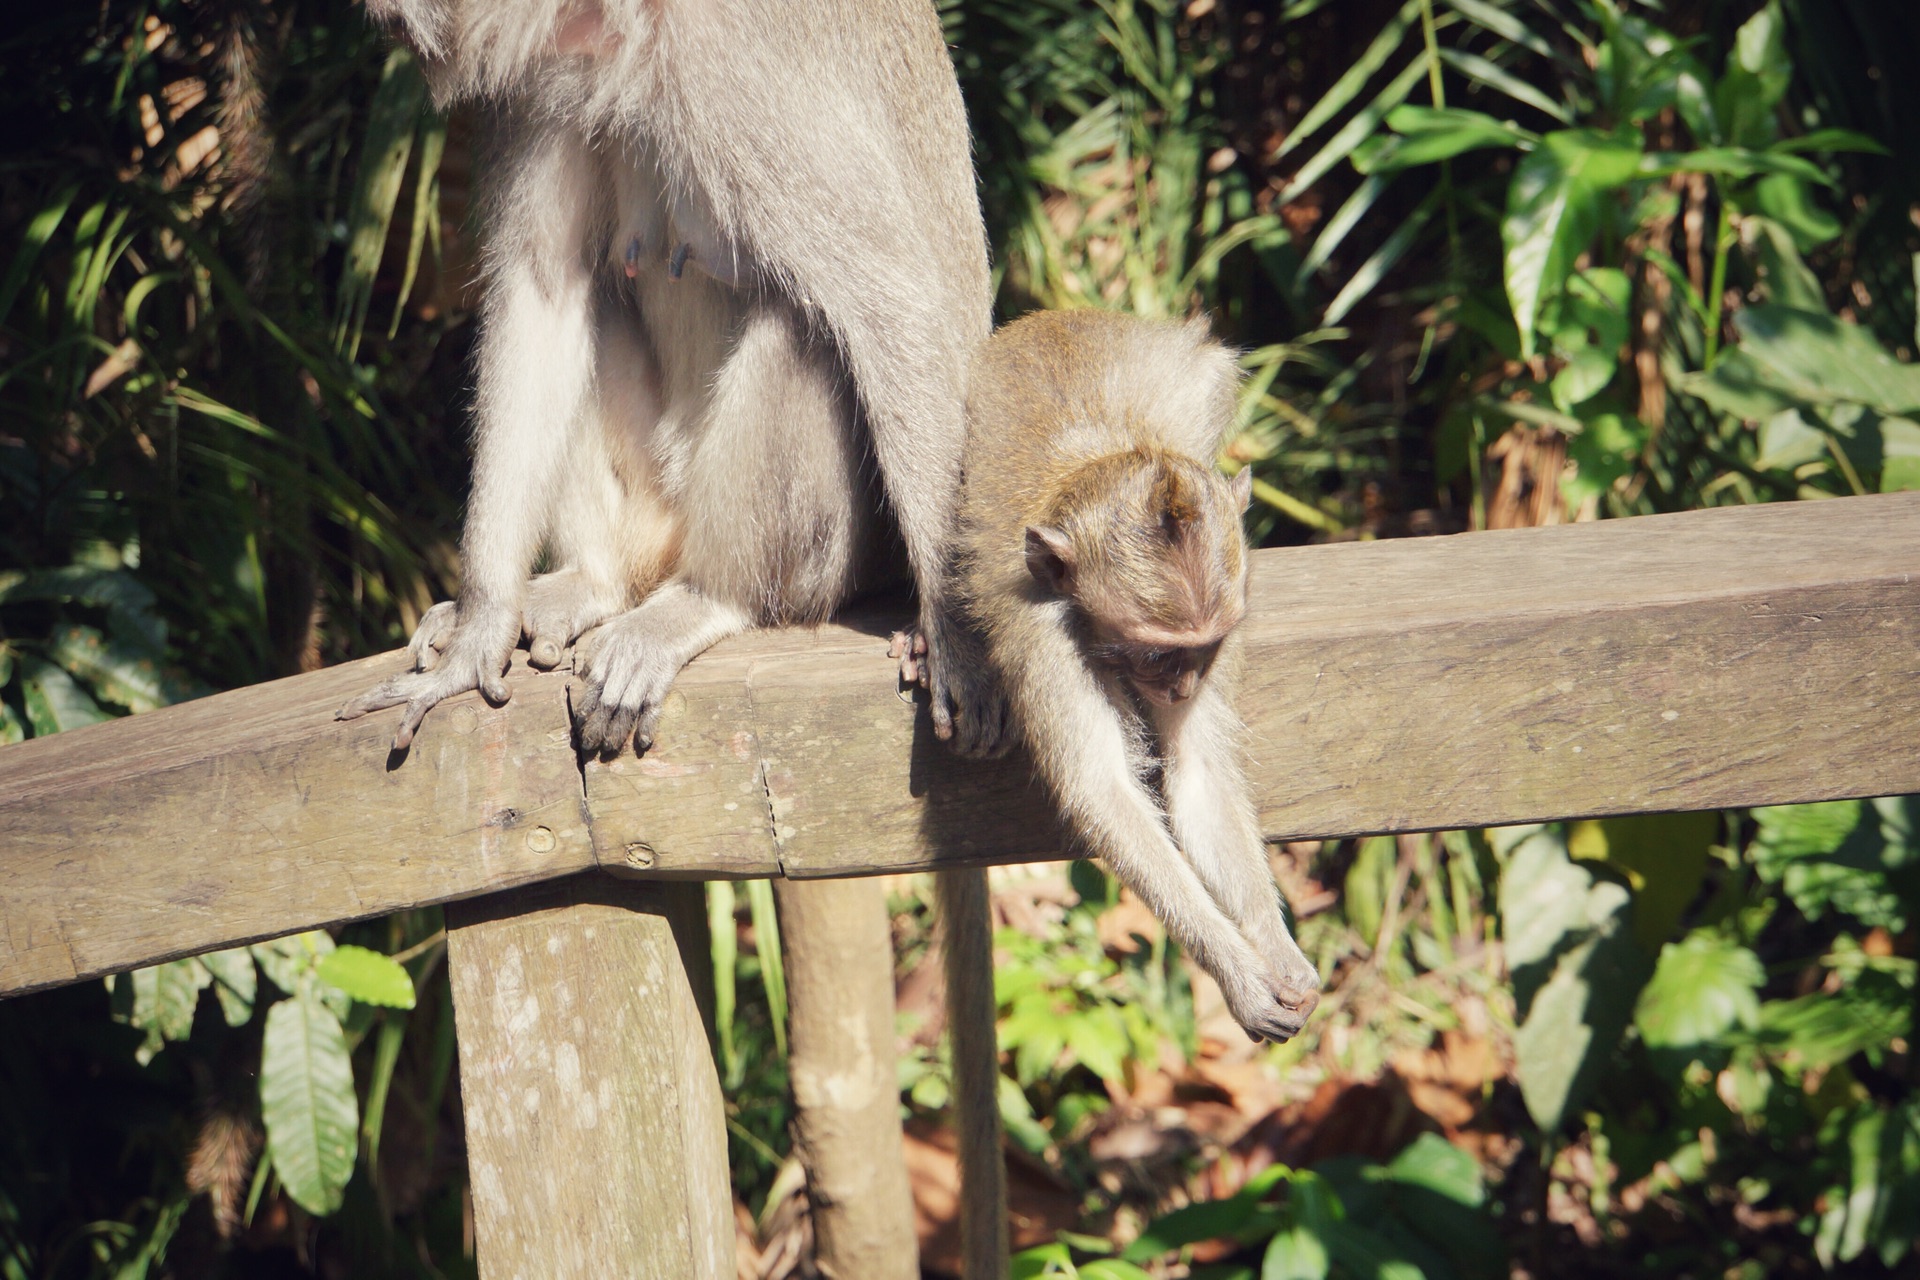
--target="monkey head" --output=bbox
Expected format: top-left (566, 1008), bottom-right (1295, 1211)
top-left (1024, 449), bottom-right (1255, 707)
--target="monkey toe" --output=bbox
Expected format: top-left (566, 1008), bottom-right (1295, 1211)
top-left (527, 635), bottom-right (565, 669)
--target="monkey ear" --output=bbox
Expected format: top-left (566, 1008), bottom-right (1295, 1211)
top-left (1230, 466), bottom-right (1254, 512)
top-left (1024, 526), bottom-right (1076, 595)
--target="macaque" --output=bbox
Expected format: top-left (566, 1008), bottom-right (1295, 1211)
top-left (336, 0), bottom-right (1002, 757)
top-left (932, 310), bottom-right (1323, 1275)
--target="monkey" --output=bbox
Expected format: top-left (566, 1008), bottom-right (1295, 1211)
top-left (929, 308), bottom-right (1323, 1280)
top-left (334, 0), bottom-right (1006, 760)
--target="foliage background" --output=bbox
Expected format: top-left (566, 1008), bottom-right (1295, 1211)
top-left (0, 0), bottom-right (1916, 1276)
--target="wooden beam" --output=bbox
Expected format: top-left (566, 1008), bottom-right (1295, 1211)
top-left (593, 491), bottom-right (1920, 874)
top-left (0, 653), bottom-right (592, 997)
top-left (5, 493), bottom-right (1919, 995)
top-left (447, 876), bottom-right (732, 1279)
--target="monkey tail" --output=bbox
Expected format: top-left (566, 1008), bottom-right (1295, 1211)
top-left (939, 866), bottom-right (1010, 1280)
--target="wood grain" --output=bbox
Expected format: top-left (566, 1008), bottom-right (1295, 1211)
top-left (0, 652), bottom-right (590, 997)
top-left (4, 492), bottom-right (1918, 995)
top-left (447, 877), bottom-right (731, 1280)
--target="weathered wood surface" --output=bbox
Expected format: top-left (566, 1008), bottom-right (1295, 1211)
top-left (0, 652), bottom-right (591, 997)
top-left (775, 878), bottom-right (920, 1279)
top-left (4, 492), bottom-right (1918, 995)
top-left (596, 491), bottom-right (1920, 870)
top-left (447, 876), bottom-right (731, 1279)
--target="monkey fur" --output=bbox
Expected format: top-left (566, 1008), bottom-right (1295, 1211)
top-left (935, 309), bottom-right (1323, 1276)
top-left (335, 0), bottom-right (1004, 757)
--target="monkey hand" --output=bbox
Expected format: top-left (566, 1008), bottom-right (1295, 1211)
top-left (335, 601), bottom-right (518, 751)
top-left (896, 607), bottom-right (1015, 760)
top-left (1220, 960), bottom-right (1321, 1045)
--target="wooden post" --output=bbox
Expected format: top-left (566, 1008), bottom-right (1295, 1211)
top-left (774, 878), bottom-right (919, 1279)
top-left (446, 875), bottom-right (732, 1279)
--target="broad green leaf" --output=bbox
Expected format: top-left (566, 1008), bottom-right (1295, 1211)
top-left (1755, 174), bottom-right (1841, 251)
top-left (260, 987), bottom-right (359, 1216)
top-left (46, 624), bottom-right (180, 713)
top-left (1079, 1262), bottom-right (1154, 1280)
top-left (1065, 1008), bottom-right (1130, 1083)
top-left (1674, 348), bottom-right (1799, 421)
top-left (1550, 347), bottom-right (1615, 412)
top-left (1011, 1243), bottom-right (1072, 1280)
top-left (1880, 419), bottom-right (1920, 493)
top-left (1748, 216), bottom-right (1830, 312)
top-left (1566, 810), bottom-right (1716, 950)
top-left (201, 947), bottom-right (258, 1026)
top-left (0, 564), bottom-right (165, 652)
top-left (1770, 129), bottom-right (1891, 157)
top-left (18, 657), bottom-right (110, 735)
top-left (1262, 1228), bottom-right (1330, 1280)
top-left (1500, 828), bottom-right (1653, 1131)
top-left (252, 931), bottom-right (337, 995)
top-left (1634, 933), bottom-right (1764, 1053)
top-left (1384, 1133), bottom-right (1485, 1207)
top-left (1344, 835), bottom-right (1396, 949)
top-left (315, 945), bottom-right (417, 1009)
top-left (1736, 307), bottom-right (1920, 417)
top-left (1755, 408), bottom-right (1827, 472)
top-left (1503, 131), bottom-right (1643, 357)
top-left (121, 958), bottom-right (212, 1065)
top-left (1713, 1), bottom-right (1790, 148)
top-left (1753, 802), bottom-right (1864, 860)
top-left (1815, 1102), bottom-right (1920, 1269)
top-left (1561, 413), bottom-right (1643, 505)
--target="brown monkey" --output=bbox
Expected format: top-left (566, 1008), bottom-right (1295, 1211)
top-left (935, 309), bottom-right (1322, 1279)
top-left (336, 0), bottom-right (1005, 759)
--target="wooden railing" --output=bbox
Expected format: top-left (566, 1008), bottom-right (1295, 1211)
top-left (5, 491), bottom-right (1918, 1274)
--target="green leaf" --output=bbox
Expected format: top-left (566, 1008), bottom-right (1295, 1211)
top-left (1356, 106), bottom-right (1533, 174)
top-left (1736, 307), bottom-right (1920, 417)
top-left (1384, 1133), bottom-right (1485, 1208)
top-left (1263, 1228), bottom-right (1331, 1280)
top-left (1747, 216), bottom-right (1830, 312)
top-left (1125, 1195), bottom-right (1260, 1261)
top-left (120, 958), bottom-right (213, 1065)
top-left (1760, 971), bottom-right (1912, 1071)
top-left (1565, 811), bottom-right (1716, 950)
top-left (1437, 46), bottom-right (1572, 124)
top-left (334, 47), bottom-right (431, 359)
top-left (201, 947), bottom-right (259, 1027)
top-left (260, 987), bottom-right (359, 1216)
top-left (1560, 411), bottom-right (1642, 504)
top-left (1011, 1242), bottom-right (1073, 1280)
top-left (1713, 1), bottom-right (1790, 148)
top-left (315, 945), bottom-right (417, 1009)
top-left (1079, 1262), bottom-right (1155, 1280)
top-left (46, 624), bottom-right (183, 713)
top-left (1500, 828), bottom-right (1653, 1131)
top-left (1754, 174), bottom-right (1842, 251)
top-left (1276, 0), bottom-right (1424, 162)
top-left (1634, 933), bottom-right (1764, 1054)
top-left (1502, 131), bottom-right (1643, 358)
top-left (18, 658), bottom-right (110, 735)
top-left (252, 931), bottom-right (337, 996)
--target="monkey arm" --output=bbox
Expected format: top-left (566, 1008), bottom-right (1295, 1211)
top-left (1151, 675), bottom-right (1321, 1022)
top-left (1000, 613), bottom-right (1313, 1043)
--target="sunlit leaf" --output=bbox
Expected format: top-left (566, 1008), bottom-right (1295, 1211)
top-left (315, 944), bottom-right (417, 1009)
top-left (1634, 933), bottom-right (1764, 1055)
top-left (260, 987), bottom-right (358, 1217)
top-left (1502, 131), bottom-right (1643, 357)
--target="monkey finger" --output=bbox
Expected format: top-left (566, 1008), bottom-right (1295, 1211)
top-left (392, 696), bottom-right (437, 751)
top-left (335, 680), bottom-right (409, 722)
top-left (480, 671), bottom-right (511, 705)
top-left (527, 633), bottom-right (566, 669)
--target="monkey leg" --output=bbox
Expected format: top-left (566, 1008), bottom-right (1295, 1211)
top-left (338, 113), bottom-right (602, 750)
top-left (1152, 681), bottom-right (1321, 1027)
top-left (1001, 615), bottom-right (1311, 1043)
top-left (571, 582), bottom-right (752, 757)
